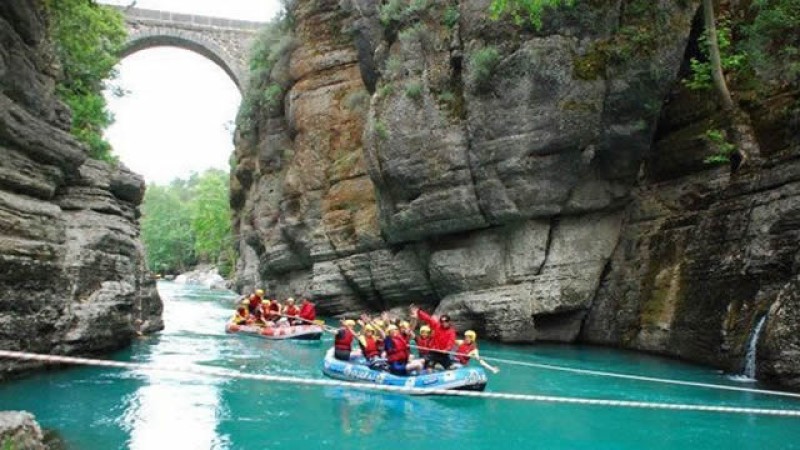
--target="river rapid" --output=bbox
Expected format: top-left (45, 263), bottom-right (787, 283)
top-left (1, 282), bottom-right (799, 449)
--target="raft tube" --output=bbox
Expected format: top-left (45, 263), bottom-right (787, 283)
top-left (225, 323), bottom-right (323, 340)
top-left (321, 348), bottom-right (488, 394)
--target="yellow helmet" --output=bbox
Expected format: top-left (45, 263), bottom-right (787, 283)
top-left (287, 297), bottom-right (295, 304)
top-left (261, 299), bottom-right (269, 304)
top-left (420, 325), bottom-right (431, 335)
top-left (256, 289), bottom-right (264, 296)
top-left (465, 330), bottom-right (477, 340)
top-left (386, 324), bottom-right (398, 332)
top-left (364, 324), bottom-right (375, 332)
top-left (374, 320), bottom-right (385, 328)
top-left (240, 299), bottom-right (249, 305)
top-left (399, 321), bottom-right (410, 329)
top-left (344, 319), bottom-right (356, 327)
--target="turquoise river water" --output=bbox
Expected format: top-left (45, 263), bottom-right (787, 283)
top-left (1, 282), bottom-right (799, 449)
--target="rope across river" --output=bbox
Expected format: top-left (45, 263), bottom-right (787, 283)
top-left (1, 350), bottom-right (799, 418)
top-left (274, 314), bottom-right (800, 400)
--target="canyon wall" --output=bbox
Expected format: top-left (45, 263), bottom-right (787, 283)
top-left (231, 0), bottom-right (800, 387)
top-left (0, 1), bottom-right (163, 378)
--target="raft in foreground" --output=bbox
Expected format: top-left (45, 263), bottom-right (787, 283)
top-left (225, 323), bottom-right (323, 340)
top-left (322, 348), bottom-right (488, 394)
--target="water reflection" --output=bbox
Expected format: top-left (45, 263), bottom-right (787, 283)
top-left (120, 282), bottom-right (235, 450)
top-left (324, 387), bottom-right (476, 440)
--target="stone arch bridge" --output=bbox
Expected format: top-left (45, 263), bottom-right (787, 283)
top-left (115, 6), bottom-right (267, 91)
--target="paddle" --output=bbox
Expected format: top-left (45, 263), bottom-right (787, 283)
top-left (412, 344), bottom-right (500, 374)
top-left (274, 312), bottom-right (337, 333)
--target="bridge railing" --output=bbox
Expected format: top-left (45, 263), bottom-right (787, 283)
top-left (110, 6), bottom-right (267, 30)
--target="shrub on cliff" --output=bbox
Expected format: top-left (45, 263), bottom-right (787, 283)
top-left (468, 46), bottom-right (500, 92)
top-left (44, 0), bottom-right (126, 162)
top-left (236, 5), bottom-right (296, 141)
top-left (489, 0), bottom-right (574, 29)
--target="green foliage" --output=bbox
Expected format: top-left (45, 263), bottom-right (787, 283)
top-left (343, 89), bottom-right (370, 113)
top-left (443, 6), bottom-right (460, 28)
top-left (2, 437), bottom-right (15, 450)
top-left (375, 120), bottom-right (390, 140)
top-left (745, 0), bottom-right (800, 86)
top-left (703, 128), bottom-right (737, 164)
top-left (236, 10), bottom-right (295, 139)
top-left (141, 169), bottom-right (235, 276)
top-left (398, 23), bottom-right (430, 46)
top-left (437, 90), bottom-right (456, 104)
top-left (405, 81), bottom-right (423, 100)
top-left (44, 0), bottom-right (126, 162)
top-left (468, 46), bottom-right (501, 92)
top-left (263, 84), bottom-right (284, 109)
top-left (488, 0), bottom-right (575, 30)
top-left (384, 56), bottom-right (404, 79)
top-left (684, 20), bottom-right (747, 91)
top-left (380, 0), bottom-right (430, 26)
top-left (377, 83), bottom-right (395, 99)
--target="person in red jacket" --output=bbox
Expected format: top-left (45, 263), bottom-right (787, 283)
top-left (415, 325), bottom-right (433, 357)
top-left (299, 298), bottom-right (316, 322)
top-left (411, 306), bottom-right (456, 370)
top-left (452, 330), bottom-right (499, 373)
top-left (334, 319), bottom-right (357, 361)
top-left (248, 289), bottom-right (264, 314)
top-left (358, 324), bottom-right (382, 361)
top-left (267, 298), bottom-right (282, 322)
top-left (383, 324), bottom-right (425, 376)
top-left (284, 298), bottom-right (301, 325)
top-left (383, 325), bottom-right (410, 375)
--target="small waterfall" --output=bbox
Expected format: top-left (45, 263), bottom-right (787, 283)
top-left (742, 315), bottom-right (768, 380)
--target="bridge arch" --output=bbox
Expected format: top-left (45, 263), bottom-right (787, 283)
top-left (115, 7), bottom-right (266, 94)
top-left (121, 29), bottom-right (244, 91)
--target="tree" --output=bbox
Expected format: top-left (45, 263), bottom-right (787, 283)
top-left (140, 184), bottom-right (195, 274)
top-left (44, 0), bottom-right (127, 162)
top-left (140, 169), bottom-right (235, 276)
top-left (703, 0), bottom-right (735, 111)
top-left (189, 169), bottom-right (234, 269)
top-left (699, 0), bottom-right (761, 168)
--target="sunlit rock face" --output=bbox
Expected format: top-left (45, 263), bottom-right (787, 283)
top-left (233, 0), bottom-right (800, 387)
top-left (233, 0), bottom-right (695, 334)
top-left (0, 1), bottom-right (162, 378)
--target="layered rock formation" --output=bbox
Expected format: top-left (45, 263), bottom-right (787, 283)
top-left (232, 0), bottom-right (800, 387)
top-left (0, 1), bottom-right (162, 378)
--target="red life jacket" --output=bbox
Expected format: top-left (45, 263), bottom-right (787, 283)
top-left (455, 341), bottom-right (476, 364)
top-left (415, 335), bottom-right (433, 355)
top-left (268, 302), bottom-right (281, 320)
top-left (299, 302), bottom-right (316, 321)
top-left (362, 335), bottom-right (380, 359)
top-left (285, 305), bottom-right (299, 317)
top-left (248, 295), bottom-right (261, 310)
top-left (386, 335), bottom-right (410, 363)
top-left (417, 310), bottom-right (456, 351)
top-left (334, 328), bottom-right (355, 351)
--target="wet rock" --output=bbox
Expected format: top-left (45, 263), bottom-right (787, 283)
top-left (0, 411), bottom-right (46, 450)
top-left (760, 276), bottom-right (800, 389)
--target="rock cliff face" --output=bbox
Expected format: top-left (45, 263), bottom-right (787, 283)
top-left (232, 0), bottom-right (800, 387)
top-left (0, 1), bottom-right (163, 377)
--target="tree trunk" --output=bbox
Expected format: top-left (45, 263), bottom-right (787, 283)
top-left (703, 0), bottom-right (760, 169)
top-left (703, 0), bottom-right (735, 111)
